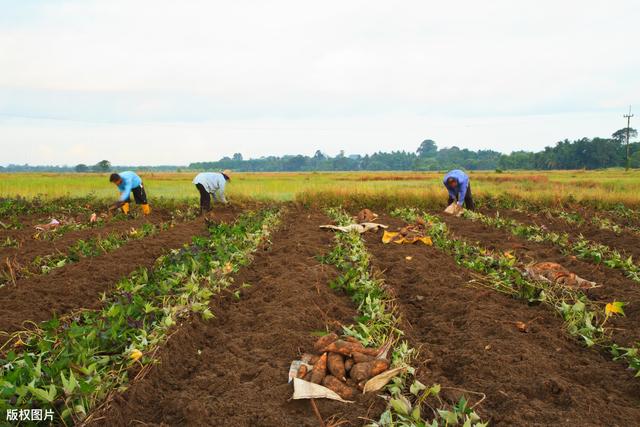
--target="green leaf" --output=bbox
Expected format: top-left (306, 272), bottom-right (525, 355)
top-left (410, 380), bottom-right (427, 396)
top-left (411, 405), bottom-right (421, 421)
top-left (390, 397), bottom-right (410, 416)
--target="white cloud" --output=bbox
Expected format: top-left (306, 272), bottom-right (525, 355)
top-left (0, 0), bottom-right (638, 165)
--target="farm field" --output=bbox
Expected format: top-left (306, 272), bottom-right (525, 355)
top-left (2, 169), bottom-right (640, 207)
top-left (1, 172), bottom-right (640, 426)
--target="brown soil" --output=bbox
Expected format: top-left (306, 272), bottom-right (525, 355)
top-left (363, 213), bottom-right (640, 426)
top-left (0, 207), bottom-right (242, 340)
top-left (488, 207), bottom-right (640, 262)
top-left (437, 212), bottom-right (640, 349)
top-left (0, 209), bottom-right (177, 274)
top-left (89, 209), bottom-right (384, 426)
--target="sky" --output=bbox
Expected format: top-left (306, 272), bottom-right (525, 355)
top-left (0, 0), bottom-right (638, 166)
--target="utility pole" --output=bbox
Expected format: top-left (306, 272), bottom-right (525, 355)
top-left (624, 106), bottom-right (634, 171)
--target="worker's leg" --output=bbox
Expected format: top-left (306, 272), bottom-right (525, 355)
top-left (195, 184), bottom-right (211, 213)
top-left (447, 195), bottom-right (455, 206)
top-left (464, 185), bottom-right (476, 211)
top-left (132, 183), bottom-right (151, 215)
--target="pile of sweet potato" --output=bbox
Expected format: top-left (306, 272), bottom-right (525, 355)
top-left (296, 333), bottom-right (390, 400)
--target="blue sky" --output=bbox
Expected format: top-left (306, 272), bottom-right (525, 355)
top-left (1, 0), bottom-right (638, 166)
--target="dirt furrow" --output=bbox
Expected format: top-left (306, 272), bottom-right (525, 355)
top-left (0, 209), bottom-right (176, 270)
top-left (90, 210), bottom-right (384, 427)
top-left (438, 212), bottom-right (640, 348)
top-left (363, 213), bottom-right (640, 426)
top-left (0, 209), bottom-right (239, 338)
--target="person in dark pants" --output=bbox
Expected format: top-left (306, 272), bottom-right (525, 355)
top-left (109, 171), bottom-right (151, 215)
top-left (192, 171), bottom-right (231, 214)
top-left (443, 169), bottom-right (475, 210)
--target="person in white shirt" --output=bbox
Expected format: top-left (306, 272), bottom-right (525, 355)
top-left (192, 170), bottom-right (231, 213)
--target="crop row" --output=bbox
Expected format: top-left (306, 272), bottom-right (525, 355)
top-left (462, 210), bottom-right (640, 283)
top-left (323, 208), bottom-right (487, 426)
top-left (480, 196), bottom-right (640, 234)
top-left (392, 208), bottom-right (640, 378)
top-left (1, 223), bottom-right (160, 289)
top-left (0, 208), bottom-right (281, 425)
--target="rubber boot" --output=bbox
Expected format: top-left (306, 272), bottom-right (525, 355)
top-left (121, 202), bottom-right (130, 215)
top-left (142, 203), bottom-right (151, 215)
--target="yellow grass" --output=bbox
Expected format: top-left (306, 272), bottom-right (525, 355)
top-left (1, 169), bottom-right (639, 208)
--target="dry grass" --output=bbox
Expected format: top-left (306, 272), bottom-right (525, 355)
top-left (1, 169), bottom-right (639, 208)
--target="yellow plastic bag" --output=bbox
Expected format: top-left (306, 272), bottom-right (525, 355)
top-left (382, 231), bottom-right (432, 245)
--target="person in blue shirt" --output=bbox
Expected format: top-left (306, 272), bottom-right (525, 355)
top-left (109, 171), bottom-right (151, 215)
top-left (192, 170), bottom-right (231, 214)
top-left (443, 169), bottom-right (475, 210)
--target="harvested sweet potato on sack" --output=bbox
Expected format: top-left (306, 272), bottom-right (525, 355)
top-left (297, 364), bottom-right (308, 379)
top-left (322, 339), bottom-right (379, 357)
top-left (302, 353), bottom-right (320, 365)
top-left (344, 358), bottom-right (354, 372)
top-left (349, 359), bottom-right (390, 382)
top-left (327, 352), bottom-right (346, 381)
top-left (322, 375), bottom-right (358, 400)
top-left (310, 353), bottom-right (328, 384)
top-left (313, 333), bottom-right (338, 352)
top-left (352, 351), bottom-right (375, 363)
top-left (343, 336), bottom-right (361, 344)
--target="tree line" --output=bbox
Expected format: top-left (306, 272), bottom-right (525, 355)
top-left (1, 127), bottom-right (637, 172)
top-left (189, 128), bottom-right (639, 171)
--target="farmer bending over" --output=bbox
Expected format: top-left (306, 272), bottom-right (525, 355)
top-left (443, 169), bottom-right (475, 211)
top-left (109, 171), bottom-right (151, 215)
top-left (192, 170), bottom-right (231, 214)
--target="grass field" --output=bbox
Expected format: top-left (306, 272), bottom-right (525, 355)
top-left (1, 169), bottom-right (640, 208)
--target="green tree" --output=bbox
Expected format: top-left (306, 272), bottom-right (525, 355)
top-left (75, 164), bottom-right (89, 172)
top-left (94, 160), bottom-right (111, 172)
top-left (417, 139), bottom-right (437, 157)
top-left (612, 127), bottom-right (637, 143)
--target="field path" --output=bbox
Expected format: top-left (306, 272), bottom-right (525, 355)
top-left (0, 208), bottom-right (240, 339)
top-left (439, 212), bottom-right (640, 348)
top-left (363, 213), bottom-right (640, 425)
top-left (89, 209), bottom-right (384, 426)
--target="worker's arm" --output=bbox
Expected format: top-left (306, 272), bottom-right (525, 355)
top-left (457, 178), bottom-right (469, 206)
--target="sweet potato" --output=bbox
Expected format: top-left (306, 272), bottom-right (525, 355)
top-left (302, 353), bottom-right (320, 365)
top-left (349, 359), bottom-right (390, 382)
top-left (352, 351), bottom-right (375, 363)
top-left (310, 353), bottom-right (328, 384)
top-left (322, 375), bottom-right (357, 400)
top-left (303, 371), bottom-right (313, 382)
top-left (344, 336), bottom-right (361, 344)
top-left (313, 333), bottom-right (338, 352)
top-left (344, 358), bottom-right (354, 372)
top-left (297, 364), bottom-right (308, 379)
top-left (322, 339), bottom-right (379, 357)
top-left (327, 352), bottom-right (346, 381)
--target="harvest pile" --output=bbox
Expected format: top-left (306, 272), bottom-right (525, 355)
top-left (291, 333), bottom-right (392, 400)
top-left (381, 218), bottom-right (433, 245)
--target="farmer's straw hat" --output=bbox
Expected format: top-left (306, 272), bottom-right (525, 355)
top-left (222, 169), bottom-right (232, 180)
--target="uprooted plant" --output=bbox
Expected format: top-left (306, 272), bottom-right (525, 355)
top-left (462, 210), bottom-right (640, 284)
